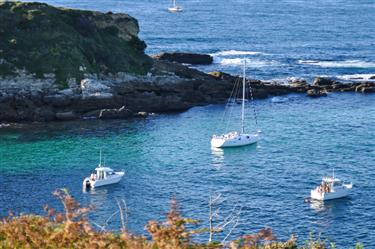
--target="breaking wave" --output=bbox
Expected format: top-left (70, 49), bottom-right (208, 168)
top-left (336, 73), bottom-right (375, 81)
top-left (211, 50), bottom-right (264, 56)
top-left (218, 58), bottom-right (278, 67)
top-left (298, 60), bottom-right (375, 68)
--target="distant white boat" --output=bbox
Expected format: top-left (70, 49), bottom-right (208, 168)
top-left (83, 151), bottom-right (124, 189)
top-left (211, 60), bottom-right (260, 148)
top-left (310, 171), bottom-right (352, 201)
top-left (168, 0), bottom-right (183, 12)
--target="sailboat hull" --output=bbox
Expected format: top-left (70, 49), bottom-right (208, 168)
top-left (168, 7), bottom-right (183, 12)
top-left (211, 133), bottom-right (259, 148)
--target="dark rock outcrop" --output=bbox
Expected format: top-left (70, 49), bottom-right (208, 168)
top-left (152, 52), bottom-right (213, 65)
top-left (313, 77), bottom-right (335, 86)
top-left (98, 106), bottom-right (133, 119)
top-left (288, 78), bottom-right (308, 87)
top-left (355, 83), bottom-right (375, 93)
top-left (56, 111), bottom-right (78, 121)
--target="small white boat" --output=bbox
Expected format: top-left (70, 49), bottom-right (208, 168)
top-left (83, 152), bottom-right (124, 189)
top-left (310, 172), bottom-right (352, 201)
top-left (211, 60), bottom-right (260, 148)
top-left (168, 0), bottom-right (183, 12)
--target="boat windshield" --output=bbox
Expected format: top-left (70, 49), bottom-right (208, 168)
top-left (333, 181), bottom-right (342, 186)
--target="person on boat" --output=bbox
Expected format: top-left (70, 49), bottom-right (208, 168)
top-left (318, 185), bottom-right (323, 193)
top-left (90, 172), bottom-right (96, 181)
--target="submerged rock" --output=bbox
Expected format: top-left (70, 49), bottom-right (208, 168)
top-left (307, 88), bottom-right (327, 98)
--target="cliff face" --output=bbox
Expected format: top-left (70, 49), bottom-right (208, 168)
top-left (0, 1), bottom-right (152, 85)
top-left (0, 1), bottom-right (238, 122)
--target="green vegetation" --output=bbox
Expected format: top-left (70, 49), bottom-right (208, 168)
top-left (0, 1), bottom-right (152, 86)
top-left (0, 189), bottom-right (363, 249)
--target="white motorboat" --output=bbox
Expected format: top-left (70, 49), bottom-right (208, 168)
top-left (211, 60), bottom-right (260, 148)
top-left (310, 172), bottom-right (352, 201)
top-left (168, 0), bottom-right (183, 12)
top-left (83, 153), bottom-right (124, 189)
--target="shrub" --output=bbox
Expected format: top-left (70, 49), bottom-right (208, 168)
top-left (0, 190), bottom-right (361, 249)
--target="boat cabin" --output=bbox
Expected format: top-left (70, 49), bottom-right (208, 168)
top-left (319, 177), bottom-right (344, 192)
top-left (91, 167), bottom-right (116, 181)
top-left (322, 177), bottom-right (342, 185)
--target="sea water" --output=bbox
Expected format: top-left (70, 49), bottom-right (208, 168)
top-left (1, 93), bottom-right (375, 247)
top-left (21, 0), bottom-right (375, 81)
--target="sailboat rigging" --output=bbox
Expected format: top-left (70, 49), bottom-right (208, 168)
top-left (168, 0), bottom-right (183, 12)
top-left (211, 60), bottom-right (260, 148)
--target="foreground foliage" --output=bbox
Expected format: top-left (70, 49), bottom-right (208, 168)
top-left (0, 189), bottom-right (362, 249)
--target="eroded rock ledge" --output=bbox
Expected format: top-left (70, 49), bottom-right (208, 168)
top-left (1, 60), bottom-right (374, 122)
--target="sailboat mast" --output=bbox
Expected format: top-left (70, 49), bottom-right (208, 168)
top-left (241, 60), bottom-right (246, 134)
top-left (99, 150), bottom-right (102, 167)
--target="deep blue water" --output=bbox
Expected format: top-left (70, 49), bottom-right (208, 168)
top-left (23, 0), bottom-right (375, 81)
top-left (1, 0), bottom-right (375, 247)
top-left (1, 93), bottom-right (375, 247)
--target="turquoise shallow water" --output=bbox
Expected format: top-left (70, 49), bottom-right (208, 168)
top-left (1, 93), bottom-right (374, 247)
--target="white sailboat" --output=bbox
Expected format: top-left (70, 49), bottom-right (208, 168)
top-left (168, 0), bottom-right (183, 12)
top-left (211, 61), bottom-right (260, 148)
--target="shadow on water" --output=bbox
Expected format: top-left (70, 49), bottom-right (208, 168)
top-left (210, 142), bottom-right (258, 155)
top-left (0, 118), bottom-right (149, 143)
top-left (82, 184), bottom-right (128, 211)
top-left (309, 197), bottom-right (353, 213)
top-left (210, 143), bottom-right (258, 169)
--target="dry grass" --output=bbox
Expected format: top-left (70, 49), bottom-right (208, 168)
top-left (0, 189), bottom-right (359, 249)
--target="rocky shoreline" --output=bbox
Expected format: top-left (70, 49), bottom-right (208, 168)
top-left (1, 2), bottom-right (374, 123)
top-left (1, 59), bottom-right (374, 123)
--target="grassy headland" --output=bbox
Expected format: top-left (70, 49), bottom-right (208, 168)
top-left (0, 1), bottom-right (152, 86)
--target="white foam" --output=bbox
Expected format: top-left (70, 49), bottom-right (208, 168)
top-left (0, 123), bottom-right (11, 128)
top-left (218, 58), bottom-right (277, 67)
top-left (336, 73), bottom-right (375, 81)
top-left (298, 60), bottom-right (375, 68)
top-left (211, 50), bottom-right (270, 66)
top-left (211, 50), bottom-right (264, 56)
